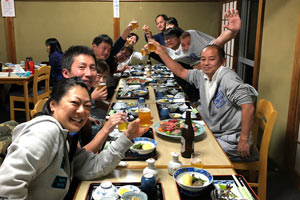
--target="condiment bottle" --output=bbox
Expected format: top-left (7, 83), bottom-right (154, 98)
top-left (29, 60), bottom-right (35, 74)
top-left (181, 109), bottom-right (194, 158)
top-left (168, 152), bottom-right (183, 176)
top-left (143, 158), bottom-right (158, 178)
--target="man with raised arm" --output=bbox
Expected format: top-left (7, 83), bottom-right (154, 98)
top-left (153, 42), bottom-right (258, 160)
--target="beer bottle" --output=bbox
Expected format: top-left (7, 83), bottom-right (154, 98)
top-left (181, 109), bottom-right (194, 158)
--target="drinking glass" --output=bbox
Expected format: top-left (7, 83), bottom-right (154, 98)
top-left (138, 104), bottom-right (151, 127)
top-left (191, 151), bottom-right (203, 168)
top-left (98, 80), bottom-right (106, 90)
top-left (118, 111), bottom-right (128, 132)
top-left (130, 19), bottom-right (139, 30)
top-left (140, 48), bottom-right (147, 56)
top-left (147, 42), bottom-right (156, 52)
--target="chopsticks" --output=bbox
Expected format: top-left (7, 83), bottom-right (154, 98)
top-left (232, 174), bottom-right (254, 200)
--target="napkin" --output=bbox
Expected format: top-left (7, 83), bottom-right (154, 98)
top-left (13, 65), bottom-right (25, 73)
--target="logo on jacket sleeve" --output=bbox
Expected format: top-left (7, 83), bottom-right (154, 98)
top-left (213, 86), bottom-right (227, 109)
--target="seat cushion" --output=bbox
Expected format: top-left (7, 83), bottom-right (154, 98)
top-left (0, 120), bottom-right (18, 155)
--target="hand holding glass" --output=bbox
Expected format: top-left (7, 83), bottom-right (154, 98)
top-left (138, 105), bottom-right (151, 127)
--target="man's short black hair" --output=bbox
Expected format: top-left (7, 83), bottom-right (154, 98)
top-left (155, 14), bottom-right (168, 22)
top-left (127, 33), bottom-right (139, 43)
top-left (92, 34), bottom-right (113, 47)
top-left (164, 28), bottom-right (182, 39)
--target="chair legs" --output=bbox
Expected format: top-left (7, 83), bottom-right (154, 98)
top-left (10, 97), bottom-right (15, 121)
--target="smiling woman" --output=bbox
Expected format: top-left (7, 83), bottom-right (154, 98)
top-left (0, 77), bottom-right (151, 200)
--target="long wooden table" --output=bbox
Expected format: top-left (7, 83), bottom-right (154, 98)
top-left (0, 73), bottom-right (34, 121)
top-left (74, 168), bottom-right (236, 200)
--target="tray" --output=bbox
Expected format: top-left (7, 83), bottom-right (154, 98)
top-left (124, 77), bottom-right (149, 85)
top-left (116, 88), bottom-right (149, 99)
top-left (176, 175), bottom-right (259, 200)
top-left (156, 102), bottom-right (201, 120)
top-left (154, 87), bottom-right (187, 100)
top-left (86, 182), bottom-right (165, 200)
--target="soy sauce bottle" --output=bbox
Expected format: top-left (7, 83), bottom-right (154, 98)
top-left (181, 109), bottom-right (194, 158)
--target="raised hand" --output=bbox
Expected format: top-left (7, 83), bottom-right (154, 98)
top-left (125, 118), bottom-right (152, 140)
top-left (224, 8), bottom-right (241, 33)
top-left (104, 112), bottom-right (127, 133)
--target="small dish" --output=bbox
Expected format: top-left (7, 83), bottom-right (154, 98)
top-left (157, 98), bottom-right (172, 104)
top-left (169, 113), bottom-right (182, 119)
top-left (133, 89), bottom-right (148, 96)
top-left (167, 103), bottom-right (179, 112)
top-left (118, 185), bottom-right (140, 196)
top-left (130, 137), bottom-right (157, 155)
top-left (182, 111), bottom-right (197, 119)
top-left (121, 191), bottom-right (148, 200)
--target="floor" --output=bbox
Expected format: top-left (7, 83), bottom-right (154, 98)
top-left (1, 101), bottom-right (300, 200)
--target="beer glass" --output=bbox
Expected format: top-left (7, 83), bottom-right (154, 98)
top-left (97, 80), bottom-right (106, 90)
top-left (191, 151), bottom-right (203, 168)
top-left (130, 19), bottom-right (139, 30)
top-left (118, 111), bottom-right (128, 132)
top-left (147, 42), bottom-right (156, 52)
top-left (140, 48), bottom-right (147, 56)
top-left (138, 104), bottom-right (151, 127)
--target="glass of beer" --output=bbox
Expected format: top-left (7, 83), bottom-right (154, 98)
top-left (118, 111), bottom-right (128, 132)
top-left (140, 48), bottom-right (147, 56)
top-left (191, 151), bottom-right (203, 168)
top-left (138, 104), bottom-right (151, 127)
top-left (147, 42), bottom-right (156, 52)
top-left (97, 80), bottom-right (106, 90)
top-left (130, 19), bottom-right (139, 30)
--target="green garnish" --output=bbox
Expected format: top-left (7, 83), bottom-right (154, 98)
top-left (132, 143), bottom-right (143, 149)
top-left (192, 174), bottom-right (206, 186)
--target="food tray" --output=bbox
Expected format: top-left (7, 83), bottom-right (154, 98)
top-left (156, 102), bottom-right (201, 120)
top-left (176, 175), bottom-right (259, 200)
top-left (116, 88), bottom-right (149, 99)
top-left (86, 182), bottom-right (165, 200)
top-left (124, 77), bottom-right (149, 85)
top-left (154, 87), bottom-right (187, 100)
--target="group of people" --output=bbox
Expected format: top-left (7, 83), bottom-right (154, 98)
top-left (0, 8), bottom-right (259, 200)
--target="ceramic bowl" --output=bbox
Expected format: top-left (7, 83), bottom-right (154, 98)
top-left (182, 111), bottom-right (197, 119)
top-left (169, 88), bottom-right (178, 95)
top-left (118, 185), bottom-right (141, 196)
top-left (167, 104), bottom-right (179, 112)
top-left (169, 113), bottom-right (182, 119)
top-left (130, 137), bottom-right (157, 155)
top-left (129, 107), bottom-right (139, 117)
top-left (121, 191), bottom-right (148, 200)
top-left (92, 181), bottom-right (118, 200)
top-left (179, 103), bottom-right (189, 112)
top-left (113, 101), bottom-right (127, 110)
top-left (173, 167), bottom-right (213, 196)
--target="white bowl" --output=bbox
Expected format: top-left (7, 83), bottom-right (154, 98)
top-left (182, 111), bottom-right (197, 119)
top-left (173, 167), bottom-right (213, 196)
top-left (92, 181), bottom-right (118, 200)
top-left (179, 103), bottom-right (188, 112)
top-left (129, 107), bottom-right (139, 117)
top-left (113, 101), bottom-right (127, 110)
top-left (118, 185), bottom-right (140, 196)
top-left (130, 137), bottom-right (157, 155)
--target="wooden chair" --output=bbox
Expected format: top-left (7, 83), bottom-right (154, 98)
top-left (10, 66), bottom-right (51, 121)
top-left (30, 98), bottom-right (49, 118)
top-left (233, 99), bottom-right (278, 200)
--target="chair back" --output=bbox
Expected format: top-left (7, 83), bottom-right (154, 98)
top-left (32, 66), bottom-right (51, 104)
top-left (31, 98), bottom-right (49, 118)
top-left (253, 99), bottom-right (278, 192)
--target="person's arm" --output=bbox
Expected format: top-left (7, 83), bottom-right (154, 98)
top-left (153, 40), bottom-right (189, 79)
top-left (214, 8), bottom-right (241, 47)
top-left (91, 86), bottom-right (108, 101)
top-left (120, 23), bottom-right (133, 41)
top-left (238, 103), bottom-right (255, 158)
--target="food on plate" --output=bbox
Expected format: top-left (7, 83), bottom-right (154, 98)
top-left (157, 119), bottom-right (199, 136)
top-left (126, 77), bottom-right (146, 84)
top-left (119, 188), bottom-right (130, 195)
top-left (132, 143), bottom-right (152, 150)
top-left (131, 196), bottom-right (139, 200)
top-left (182, 174), bottom-right (206, 186)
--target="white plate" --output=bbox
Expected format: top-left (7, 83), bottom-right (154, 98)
top-left (117, 185), bottom-right (140, 196)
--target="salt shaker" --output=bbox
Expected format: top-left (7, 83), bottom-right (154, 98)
top-left (168, 152), bottom-right (183, 176)
top-left (143, 158), bottom-right (158, 178)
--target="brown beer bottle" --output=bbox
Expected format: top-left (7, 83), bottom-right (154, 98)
top-left (181, 109), bottom-right (194, 158)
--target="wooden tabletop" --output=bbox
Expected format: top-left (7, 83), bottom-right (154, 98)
top-left (73, 168), bottom-right (236, 200)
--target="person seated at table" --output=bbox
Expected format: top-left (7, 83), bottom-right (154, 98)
top-left (114, 46), bottom-right (133, 73)
top-left (121, 33), bottom-right (147, 66)
top-left (164, 27), bottom-right (182, 50)
top-left (0, 77), bottom-right (150, 200)
top-left (61, 46), bottom-right (121, 153)
top-left (142, 14), bottom-right (168, 46)
top-left (153, 42), bottom-right (258, 161)
top-left (165, 17), bottom-right (184, 33)
top-left (92, 22), bottom-right (134, 98)
top-left (177, 8), bottom-right (241, 67)
top-left (45, 38), bottom-right (63, 86)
